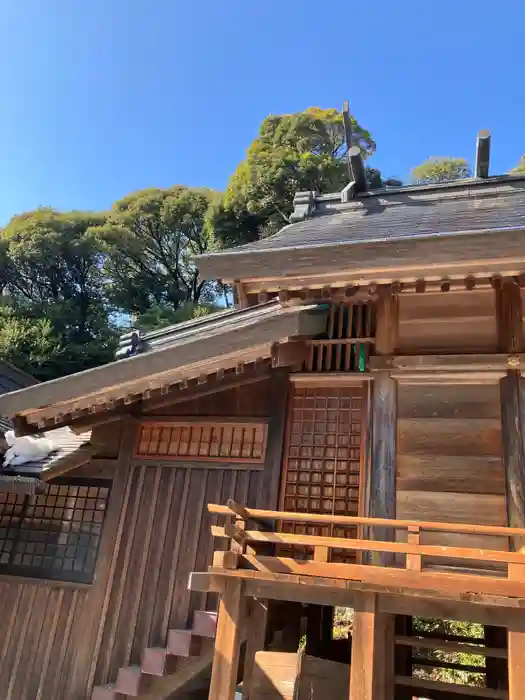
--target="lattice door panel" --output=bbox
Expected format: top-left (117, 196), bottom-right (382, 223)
top-left (279, 384), bottom-right (366, 563)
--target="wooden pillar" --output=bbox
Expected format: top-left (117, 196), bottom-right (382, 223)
top-left (485, 625), bottom-right (508, 691)
top-left (497, 279), bottom-right (525, 550)
top-left (375, 288), bottom-right (399, 356)
top-left (508, 618), bottom-right (525, 700)
top-left (369, 287), bottom-right (399, 562)
top-left (349, 593), bottom-right (395, 700)
top-left (209, 580), bottom-right (244, 700)
top-left (369, 372), bottom-right (397, 560)
top-left (242, 598), bottom-right (268, 700)
top-left (496, 277), bottom-right (524, 354)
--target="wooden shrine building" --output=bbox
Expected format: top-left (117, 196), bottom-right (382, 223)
top-left (1, 126), bottom-right (525, 699)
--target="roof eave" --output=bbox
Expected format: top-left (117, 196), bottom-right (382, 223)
top-left (196, 226), bottom-right (525, 284)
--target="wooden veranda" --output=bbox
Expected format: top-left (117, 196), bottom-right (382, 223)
top-left (190, 501), bottom-right (525, 700)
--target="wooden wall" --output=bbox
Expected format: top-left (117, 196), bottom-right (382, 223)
top-left (396, 383), bottom-right (507, 555)
top-left (0, 371), bottom-right (287, 700)
top-left (397, 289), bottom-right (497, 353)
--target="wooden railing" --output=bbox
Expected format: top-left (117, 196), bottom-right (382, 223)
top-left (207, 500), bottom-right (525, 601)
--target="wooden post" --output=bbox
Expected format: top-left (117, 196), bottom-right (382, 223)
top-left (349, 593), bottom-right (395, 700)
top-left (497, 279), bottom-right (525, 551)
top-left (375, 288), bottom-right (399, 356)
top-left (496, 277), bottom-right (524, 354)
top-left (209, 579), bottom-right (244, 700)
top-left (242, 598), bottom-right (268, 700)
top-left (369, 371), bottom-right (397, 563)
top-left (500, 372), bottom-right (525, 551)
top-left (485, 625), bottom-right (508, 691)
top-left (507, 615), bottom-right (525, 700)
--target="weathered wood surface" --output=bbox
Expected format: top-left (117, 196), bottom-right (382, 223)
top-left (496, 278), bottom-right (524, 353)
top-left (208, 579), bottom-right (243, 700)
top-left (397, 382), bottom-right (507, 561)
top-left (369, 373), bottom-right (397, 554)
top-left (397, 289), bottom-right (497, 353)
top-left (208, 501), bottom-right (525, 538)
top-left (374, 290), bottom-right (399, 355)
top-left (500, 371), bottom-right (525, 551)
top-left (0, 377), bottom-right (284, 700)
top-left (350, 593), bottom-right (394, 700)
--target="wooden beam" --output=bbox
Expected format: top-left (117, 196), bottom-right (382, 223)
top-left (349, 145), bottom-right (367, 193)
top-left (369, 372), bottom-right (397, 563)
top-left (370, 353), bottom-right (525, 373)
top-left (375, 288), bottom-right (399, 355)
top-left (270, 341), bottom-right (308, 369)
top-left (475, 130), bottom-right (491, 179)
top-left (208, 579), bottom-right (244, 700)
top-left (500, 371), bottom-right (525, 550)
top-left (349, 593), bottom-right (394, 700)
top-left (496, 278), bottom-right (524, 353)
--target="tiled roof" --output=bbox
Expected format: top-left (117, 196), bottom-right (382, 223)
top-left (196, 176), bottom-right (525, 281)
top-left (0, 364), bottom-right (92, 479)
top-left (1, 427), bottom-right (92, 478)
top-left (0, 301), bottom-right (327, 428)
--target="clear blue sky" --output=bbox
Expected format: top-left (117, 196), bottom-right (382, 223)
top-left (0, 0), bottom-right (524, 224)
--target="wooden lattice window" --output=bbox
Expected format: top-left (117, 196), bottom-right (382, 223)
top-left (305, 302), bottom-right (375, 372)
top-left (134, 419), bottom-right (268, 463)
top-left (279, 384), bottom-right (366, 562)
top-left (0, 478), bottom-right (110, 584)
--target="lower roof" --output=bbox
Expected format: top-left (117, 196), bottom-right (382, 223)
top-left (0, 300), bottom-right (327, 430)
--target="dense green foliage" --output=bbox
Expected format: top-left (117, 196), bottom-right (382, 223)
top-left (2, 105), bottom-right (522, 381)
top-left (207, 107), bottom-right (388, 247)
top-left (410, 156), bottom-right (471, 184)
top-left (510, 154), bottom-right (525, 173)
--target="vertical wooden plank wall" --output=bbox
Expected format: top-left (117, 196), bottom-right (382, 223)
top-left (0, 374), bottom-right (288, 700)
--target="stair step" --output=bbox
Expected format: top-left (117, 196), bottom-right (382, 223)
top-left (116, 665), bottom-right (152, 696)
top-left (91, 684), bottom-right (127, 700)
top-left (142, 646), bottom-right (178, 676)
top-left (192, 611), bottom-right (218, 638)
top-left (167, 629), bottom-right (201, 657)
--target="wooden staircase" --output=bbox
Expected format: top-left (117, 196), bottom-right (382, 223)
top-left (91, 610), bottom-right (218, 700)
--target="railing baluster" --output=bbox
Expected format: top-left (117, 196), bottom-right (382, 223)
top-left (406, 525), bottom-right (422, 571)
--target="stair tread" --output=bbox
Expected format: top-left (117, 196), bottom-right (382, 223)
top-left (192, 611), bottom-right (218, 638)
top-left (91, 684), bottom-right (127, 700)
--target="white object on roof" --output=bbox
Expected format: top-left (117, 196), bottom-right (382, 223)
top-left (3, 430), bottom-right (55, 467)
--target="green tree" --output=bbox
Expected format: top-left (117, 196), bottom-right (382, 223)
top-left (0, 305), bottom-right (63, 381)
top-left (99, 186), bottom-right (219, 315)
top-left (133, 301), bottom-right (220, 333)
top-left (207, 107), bottom-right (378, 247)
top-left (510, 154), bottom-right (525, 173)
top-left (410, 157), bottom-right (471, 184)
top-left (1, 208), bottom-right (117, 377)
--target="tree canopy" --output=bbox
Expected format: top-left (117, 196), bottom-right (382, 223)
top-left (510, 155), bottom-right (525, 173)
top-left (0, 208), bottom-right (117, 379)
top-left (410, 157), bottom-right (471, 184)
top-left (207, 107), bottom-right (381, 247)
top-left (98, 186), bottom-right (219, 315)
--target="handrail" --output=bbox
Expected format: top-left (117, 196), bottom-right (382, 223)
top-left (208, 499), bottom-right (525, 539)
top-left (209, 526), bottom-right (525, 566)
